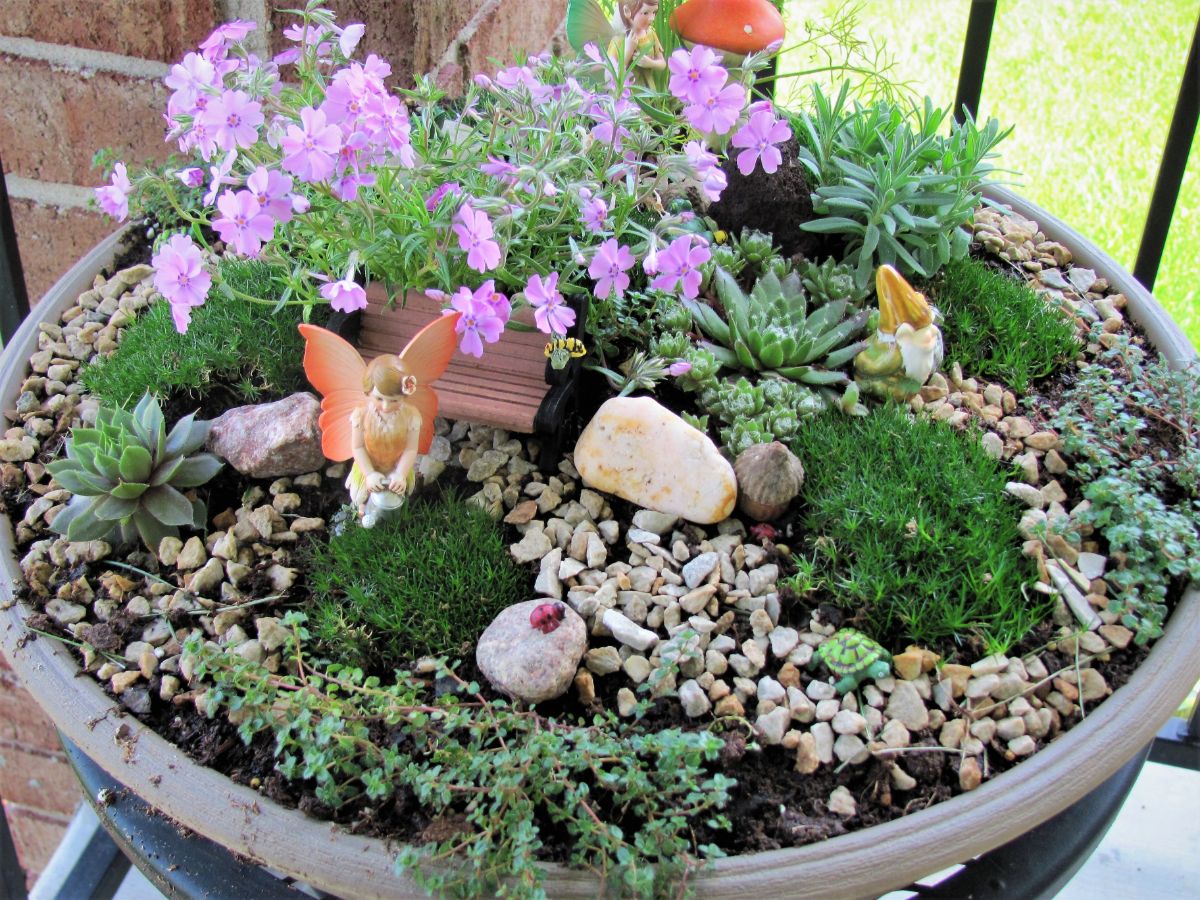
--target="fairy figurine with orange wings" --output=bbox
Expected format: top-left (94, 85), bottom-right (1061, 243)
top-left (298, 312), bottom-right (461, 527)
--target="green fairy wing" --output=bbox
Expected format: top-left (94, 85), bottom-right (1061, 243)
top-left (566, 0), bottom-right (620, 52)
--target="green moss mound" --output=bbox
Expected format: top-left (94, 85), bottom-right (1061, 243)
top-left (82, 259), bottom-right (309, 411)
top-left (934, 255), bottom-right (1080, 394)
top-left (305, 493), bottom-right (526, 669)
top-left (790, 403), bottom-right (1047, 654)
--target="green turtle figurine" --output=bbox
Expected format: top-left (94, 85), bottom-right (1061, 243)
top-left (809, 628), bottom-right (892, 694)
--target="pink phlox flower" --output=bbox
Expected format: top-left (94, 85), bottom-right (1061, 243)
top-left (322, 62), bottom-right (386, 124)
top-left (361, 53), bottom-right (391, 80)
top-left (667, 46), bottom-right (727, 104)
top-left (152, 234), bottom-right (211, 333)
top-left (449, 286), bottom-right (505, 358)
top-left (588, 94), bottom-right (634, 150)
top-left (175, 167), bottom-right (205, 189)
top-left (94, 162), bottom-right (132, 221)
top-left (588, 239), bottom-right (636, 300)
top-left (526, 272), bottom-right (575, 336)
top-left (164, 53), bottom-right (217, 115)
top-left (337, 23), bottom-right (366, 57)
top-left (331, 169), bottom-right (376, 201)
top-left (683, 139), bottom-right (728, 201)
top-left (319, 277), bottom-right (367, 313)
top-left (474, 280), bottom-right (512, 326)
top-left (580, 195), bottom-right (608, 234)
top-left (684, 82), bottom-right (746, 135)
top-left (668, 360), bottom-right (692, 377)
top-left (273, 47), bottom-right (302, 67)
top-left (281, 106), bottom-right (341, 183)
top-left (202, 151), bottom-right (237, 206)
top-left (731, 107), bottom-right (793, 176)
top-left (482, 156), bottom-right (517, 180)
top-left (425, 182), bottom-right (462, 212)
top-left (493, 64), bottom-right (553, 105)
top-left (359, 94), bottom-right (415, 165)
top-left (452, 202), bottom-right (502, 272)
top-left (291, 194), bottom-right (311, 215)
top-left (246, 166), bottom-right (294, 223)
top-left (648, 234), bottom-right (710, 299)
top-left (200, 89), bottom-right (264, 153)
top-left (213, 189), bottom-right (275, 257)
top-left (199, 19), bottom-right (257, 62)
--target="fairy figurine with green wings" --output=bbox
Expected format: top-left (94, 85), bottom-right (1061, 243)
top-left (567, 0), bottom-right (666, 85)
top-left (299, 312), bottom-right (460, 527)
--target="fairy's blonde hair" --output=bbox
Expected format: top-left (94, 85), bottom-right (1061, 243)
top-left (363, 355), bottom-right (416, 397)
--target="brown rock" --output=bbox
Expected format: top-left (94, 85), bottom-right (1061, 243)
top-left (208, 393), bottom-right (325, 478)
top-left (959, 757), bottom-right (983, 791)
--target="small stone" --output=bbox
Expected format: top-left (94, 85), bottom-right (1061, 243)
top-left (827, 785), bottom-right (857, 817)
top-left (510, 529), bottom-right (553, 564)
top-left (631, 509), bottom-right (679, 535)
top-left (601, 609), bottom-right (658, 652)
top-left (714, 695), bottom-right (744, 718)
top-left (256, 617), bottom-right (291, 652)
top-left (1025, 430), bottom-right (1061, 452)
top-left (939, 718), bottom-right (967, 749)
top-left (585, 646), bottom-right (623, 675)
top-left (623, 655), bottom-right (652, 683)
top-left (794, 733), bottom-right (820, 774)
top-left (682, 551), bottom-right (719, 588)
top-left (46, 598), bottom-right (86, 626)
top-left (959, 757), bottom-right (983, 791)
top-left (574, 670), bottom-right (596, 704)
top-left (157, 536), bottom-right (183, 566)
top-left (1008, 735), bottom-right (1037, 757)
top-left (884, 680), bottom-right (929, 731)
top-left (176, 536), bottom-right (207, 570)
top-left (476, 600), bottom-right (588, 704)
top-left (806, 680), bottom-right (837, 702)
top-left (980, 432), bottom-right (1004, 459)
top-left (754, 706), bottom-right (791, 745)
top-left (111, 670), bottom-right (141, 694)
top-left (1006, 482), bottom-right (1045, 509)
top-left (757, 677), bottom-right (786, 705)
top-left (833, 733), bottom-right (869, 765)
top-left (535, 549), bottom-right (563, 600)
top-left (574, 397), bottom-right (736, 524)
top-left (769, 627), bottom-right (799, 659)
top-left (617, 688), bottom-right (638, 717)
top-left (1098, 624), bottom-right (1133, 649)
top-left (1076, 552), bottom-right (1107, 580)
top-left (880, 719), bottom-right (910, 748)
top-left (585, 533), bottom-right (607, 569)
top-left (680, 679), bottom-right (712, 717)
top-left (832, 709), bottom-right (866, 735)
top-left (891, 764), bottom-right (918, 791)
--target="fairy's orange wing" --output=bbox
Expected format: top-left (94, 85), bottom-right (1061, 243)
top-left (298, 323), bottom-right (367, 461)
top-left (399, 311), bottom-right (461, 454)
top-left (400, 311), bottom-right (462, 385)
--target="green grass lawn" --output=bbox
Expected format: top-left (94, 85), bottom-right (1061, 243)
top-left (779, 0), bottom-right (1200, 349)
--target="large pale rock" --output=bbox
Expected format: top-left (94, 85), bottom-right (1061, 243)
top-left (208, 392), bottom-right (325, 478)
top-left (574, 397), bottom-right (736, 525)
top-left (476, 600), bottom-right (587, 704)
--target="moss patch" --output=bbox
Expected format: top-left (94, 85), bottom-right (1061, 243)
top-left (305, 492), bottom-right (526, 669)
top-left (82, 259), bottom-right (310, 415)
top-left (789, 403), bottom-right (1047, 654)
top-left (933, 256), bottom-right (1080, 393)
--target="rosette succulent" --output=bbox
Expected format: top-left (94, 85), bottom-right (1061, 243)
top-left (683, 267), bottom-right (870, 386)
top-left (48, 393), bottom-right (221, 550)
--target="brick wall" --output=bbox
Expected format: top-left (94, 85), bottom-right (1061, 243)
top-left (0, 0), bottom-right (564, 886)
top-left (1, 0), bottom-right (566, 304)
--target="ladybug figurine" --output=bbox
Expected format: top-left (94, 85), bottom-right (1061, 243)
top-left (530, 602), bottom-right (567, 634)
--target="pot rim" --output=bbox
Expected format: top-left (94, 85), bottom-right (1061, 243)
top-left (1, 195), bottom-right (1198, 898)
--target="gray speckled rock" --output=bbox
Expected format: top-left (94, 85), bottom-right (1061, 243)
top-left (476, 600), bottom-right (587, 704)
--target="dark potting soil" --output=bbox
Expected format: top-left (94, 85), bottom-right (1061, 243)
top-left (707, 136), bottom-right (833, 261)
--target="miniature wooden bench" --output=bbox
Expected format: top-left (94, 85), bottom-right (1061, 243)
top-left (335, 284), bottom-right (581, 440)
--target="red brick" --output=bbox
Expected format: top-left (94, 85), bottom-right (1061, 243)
top-left (0, 740), bottom-right (81, 816)
top-left (0, 55), bottom-right (171, 185)
top-left (2, 801), bottom-right (73, 891)
top-left (0, 667), bottom-right (61, 751)
top-left (8, 200), bottom-right (116, 306)
top-left (0, 1), bottom-right (217, 63)
top-left (268, 1), bottom-right (421, 87)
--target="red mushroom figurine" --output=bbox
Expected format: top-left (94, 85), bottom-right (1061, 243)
top-left (670, 0), bottom-right (786, 58)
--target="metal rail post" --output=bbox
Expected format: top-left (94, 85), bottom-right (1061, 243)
top-left (1133, 13), bottom-right (1199, 291)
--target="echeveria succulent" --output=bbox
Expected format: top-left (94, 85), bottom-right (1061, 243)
top-left (684, 267), bottom-right (870, 386)
top-left (47, 393), bottom-right (221, 550)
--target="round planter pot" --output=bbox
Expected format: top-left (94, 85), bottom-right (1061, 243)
top-left (2, 198), bottom-right (1198, 899)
